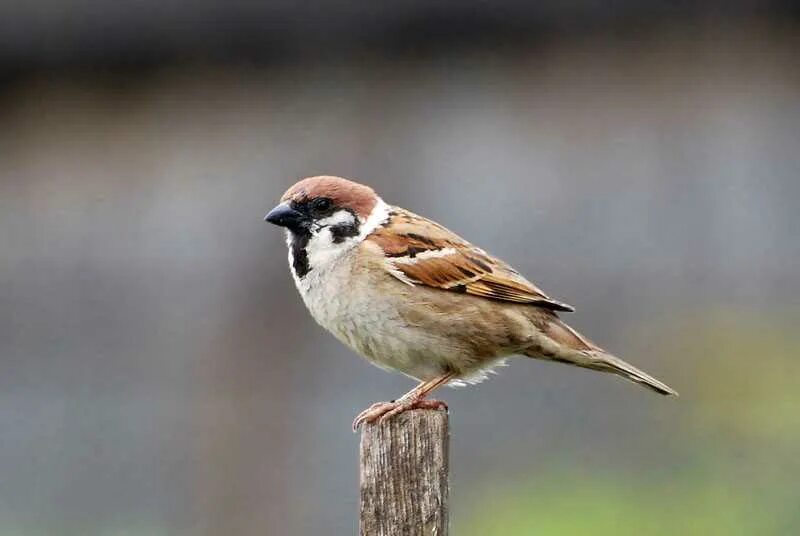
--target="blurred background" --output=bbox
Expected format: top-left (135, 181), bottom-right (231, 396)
top-left (1, 1), bottom-right (799, 534)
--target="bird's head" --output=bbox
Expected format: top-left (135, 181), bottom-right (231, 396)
top-left (265, 176), bottom-right (388, 278)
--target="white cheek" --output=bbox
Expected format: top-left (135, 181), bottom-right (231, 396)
top-left (304, 210), bottom-right (361, 269)
top-left (287, 201), bottom-right (389, 285)
top-left (306, 228), bottom-right (350, 269)
top-left (316, 210), bottom-right (355, 228)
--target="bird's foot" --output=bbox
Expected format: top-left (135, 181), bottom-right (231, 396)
top-left (352, 398), bottom-right (448, 431)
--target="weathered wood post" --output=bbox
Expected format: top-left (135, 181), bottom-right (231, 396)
top-left (359, 409), bottom-right (449, 535)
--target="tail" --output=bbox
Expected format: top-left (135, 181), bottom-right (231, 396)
top-left (532, 315), bottom-right (679, 396)
top-left (590, 352), bottom-right (678, 396)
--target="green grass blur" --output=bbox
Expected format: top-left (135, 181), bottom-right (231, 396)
top-left (462, 313), bottom-right (800, 535)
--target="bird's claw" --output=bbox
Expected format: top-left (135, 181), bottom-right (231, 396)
top-left (352, 399), bottom-right (448, 431)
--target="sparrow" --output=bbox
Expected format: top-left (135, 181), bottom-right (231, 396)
top-left (265, 176), bottom-right (677, 430)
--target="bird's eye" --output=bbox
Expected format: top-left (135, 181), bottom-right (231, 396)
top-left (311, 197), bottom-right (333, 214)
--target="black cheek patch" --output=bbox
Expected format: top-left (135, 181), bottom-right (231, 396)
top-left (330, 222), bottom-right (360, 244)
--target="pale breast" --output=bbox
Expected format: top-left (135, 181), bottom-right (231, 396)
top-left (292, 241), bottom-right (533, 382)
top-left (295, 252), bottom-right (423, 375)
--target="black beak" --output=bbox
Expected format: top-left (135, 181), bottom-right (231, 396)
top-left (264, 203), bottom-right (308, 230)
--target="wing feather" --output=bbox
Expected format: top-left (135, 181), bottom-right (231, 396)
top-left (366, 207), bottom-right (574, 312)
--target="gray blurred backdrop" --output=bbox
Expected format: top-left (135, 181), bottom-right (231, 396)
top-left (1, 2), bottom-right (799, 535)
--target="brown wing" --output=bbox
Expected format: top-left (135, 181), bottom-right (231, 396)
top-left (367, 207), bottom-right (574, 312)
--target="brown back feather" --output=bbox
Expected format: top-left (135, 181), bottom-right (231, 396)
top-left (368, 207), bottom-right (575, 312)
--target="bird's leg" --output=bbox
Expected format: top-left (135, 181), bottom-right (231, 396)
top-left (352, 372), bottom-right (454, 431)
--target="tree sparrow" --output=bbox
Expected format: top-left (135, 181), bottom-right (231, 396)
top-left (265, 176), bottom-right (677, 430)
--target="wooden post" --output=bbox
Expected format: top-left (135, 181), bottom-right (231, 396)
top-left (359, 408), bottom-right (449, 536)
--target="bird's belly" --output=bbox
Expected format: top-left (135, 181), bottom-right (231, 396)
top-left (312, 297), bottom-right (451, 380)
top-left (297, 267), bottom-right (467, 381)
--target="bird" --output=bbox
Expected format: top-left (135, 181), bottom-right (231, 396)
top-left (264, 176), bottom-right (677, 430)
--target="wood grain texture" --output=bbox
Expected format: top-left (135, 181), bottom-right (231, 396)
top-left (359, 409), bottom-right (449, 536)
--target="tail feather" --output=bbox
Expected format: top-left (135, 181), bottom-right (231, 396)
top-left (534, 316), bottom-right (678, 396)
top-left (593, 352), bottom-right (679, 396)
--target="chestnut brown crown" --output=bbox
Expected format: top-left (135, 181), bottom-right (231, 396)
top-left (280, 176), bottom-right (378, 220)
